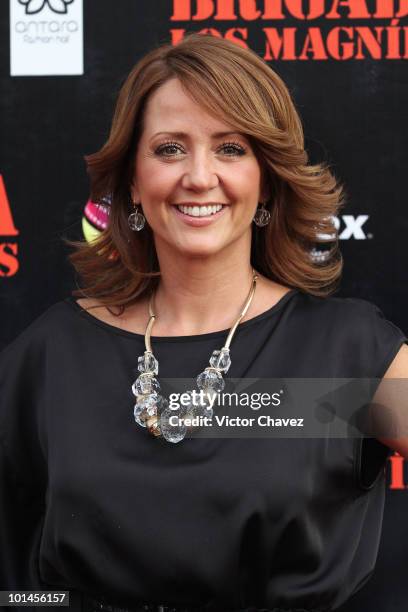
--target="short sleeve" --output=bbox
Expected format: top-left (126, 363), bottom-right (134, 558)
top-left (352, 300), bottom-right (408, 490)
top-left (0, 330), bottom-right (48, 591)
top-left (367, 301), bottom-right (408, 378)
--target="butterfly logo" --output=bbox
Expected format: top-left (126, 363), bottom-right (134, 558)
top-left (18, 0), bottom-right (74, 14)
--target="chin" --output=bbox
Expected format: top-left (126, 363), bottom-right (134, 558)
top-left (171, 240), bottom-right (227, 258)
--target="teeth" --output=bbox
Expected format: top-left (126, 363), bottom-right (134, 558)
top-left (177, 204), bottom-right (224, 217)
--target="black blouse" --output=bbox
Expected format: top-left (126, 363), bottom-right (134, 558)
top-left (0, 290), bottom-right (406, 612)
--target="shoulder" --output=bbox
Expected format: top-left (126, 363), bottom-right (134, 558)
top-left (293, 292), bottom-right (383, 324)
top-left (0, 299), bottom-right (75, 362)
top-left (0, 301), bottom-right (71, 440)
top-left (74, 297), bottom-right (128, 326)
top-left (291, 293), bottom-right (407, 375)
top-left (297, 292), bottom-right (407, 341)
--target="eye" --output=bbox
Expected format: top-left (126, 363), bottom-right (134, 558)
top-left (154, 140), bottom-right (247, 158)
top-left (154, 141), bottom-right (184, 157)
top-left (220, 141), bottom-right (247, 156)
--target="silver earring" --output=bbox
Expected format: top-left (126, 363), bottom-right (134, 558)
top-left (128, 202), bottom-right (146, 231)
top-left (253, 203), bottom-right (271, 227)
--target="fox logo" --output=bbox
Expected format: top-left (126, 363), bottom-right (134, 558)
top-left (317, 215), bottom-right (371, 241)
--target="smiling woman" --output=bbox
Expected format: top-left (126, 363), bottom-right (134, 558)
top-left (1, 32), bottom-right (408, 612)
top-left (67, 32), bottom-right (344, 314)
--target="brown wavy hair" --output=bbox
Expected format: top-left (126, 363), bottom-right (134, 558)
top-left (67, 32), bottom-right (345, 313)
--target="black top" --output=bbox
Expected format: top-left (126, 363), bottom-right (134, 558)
top-left (0, 290), bottom-right (406, 612)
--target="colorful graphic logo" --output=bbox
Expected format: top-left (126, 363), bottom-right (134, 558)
top-left (82, 194), bottom-right (111, 243)
top-left (17, 0), bottom-right (74, 15)
top-left (82, 194), bottom-right (121, 261)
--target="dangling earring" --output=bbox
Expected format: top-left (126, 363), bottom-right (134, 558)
top-left (253, 202), bottom-right (271, 227)
top-left (128, 201), bottom-right (145, 231)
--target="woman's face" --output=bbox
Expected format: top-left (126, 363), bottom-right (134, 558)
top-left (131, 77), bottom-right (265, 259)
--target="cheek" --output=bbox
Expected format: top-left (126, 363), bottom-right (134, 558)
top-left (136, 159), bottom-right (178, 202)
top-left (230, 162), bottom-right (261, 196)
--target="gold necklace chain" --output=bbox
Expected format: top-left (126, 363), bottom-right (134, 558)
top-left (145, 269), bottom-right (258, 351)
top-left (131, 269), bottom-right (258, 443)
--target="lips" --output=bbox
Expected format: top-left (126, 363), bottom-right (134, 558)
top-left (171, 203), bottom-right (229, 227)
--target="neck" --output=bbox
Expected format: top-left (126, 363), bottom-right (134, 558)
top-left (151, 244), bottom-right (257, 336)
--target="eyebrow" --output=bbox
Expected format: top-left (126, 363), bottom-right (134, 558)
top-left (150, 131), bottom-right (244, 141)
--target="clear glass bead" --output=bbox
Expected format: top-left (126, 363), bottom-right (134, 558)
top-left (179, 389), bottom-right (196, 410)
top-left (157, 394), bottom-right (169, 415)
top-left (178, 391), bottom-right (213, 434)
top-left (203, 394), bottom-right (214, 419)
top-left (203, 387), bottom-right (218, 404)
top-left (192, 398), bottom-right (213, 420)
top-left (196, 369), bottom-right (225, 393)
top-left (209, 348), bottom-right (231, 373)
top-left (132, 374), bottom-right (160, 396)
top-left (181, 391), bottom-right (200, 422)
top-left (187, 389), bottom-right (213, 418)
top-left (137, 351), bottom-right (159, 375)
top-left (133, 393), bottom-right (157, 427)
top-left (134, 393), bottom-right (168, 427)
top-left (160, 406), bottom-right (187, 443)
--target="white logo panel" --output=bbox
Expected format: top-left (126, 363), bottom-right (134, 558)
top-left (10, 0), bottom-right (83, 76)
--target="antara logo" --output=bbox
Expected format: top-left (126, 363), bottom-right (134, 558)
top-left (0, 175), bottom-right (19, 277)
top-left (18, 0), bottom-right (74, 15)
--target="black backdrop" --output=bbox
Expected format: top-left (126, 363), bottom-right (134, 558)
top-left (1, 1), bottom-right (407, 610)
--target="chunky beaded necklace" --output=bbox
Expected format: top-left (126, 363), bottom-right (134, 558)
top-left (131, 270), bottom-right (258, 443)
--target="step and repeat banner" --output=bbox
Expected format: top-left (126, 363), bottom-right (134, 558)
top-left (1, 1), bottom-right (407, 610)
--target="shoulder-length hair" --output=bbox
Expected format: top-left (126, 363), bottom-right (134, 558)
top-left (67, 32), bottom-right (345, 313)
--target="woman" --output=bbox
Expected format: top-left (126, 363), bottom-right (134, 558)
top-left (1, 33), bottom-right (407, 612)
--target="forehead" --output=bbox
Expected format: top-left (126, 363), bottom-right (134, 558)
top-left (142, 78), bottom-right (235, 134)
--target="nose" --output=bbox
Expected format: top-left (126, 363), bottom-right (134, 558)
top-left (180, 150), bottom-right (219, 192)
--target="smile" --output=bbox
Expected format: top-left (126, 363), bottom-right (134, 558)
top-left (171, 203), bottom-right (229, 227)
top-left (176, 204), bottom-right (224, 217)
